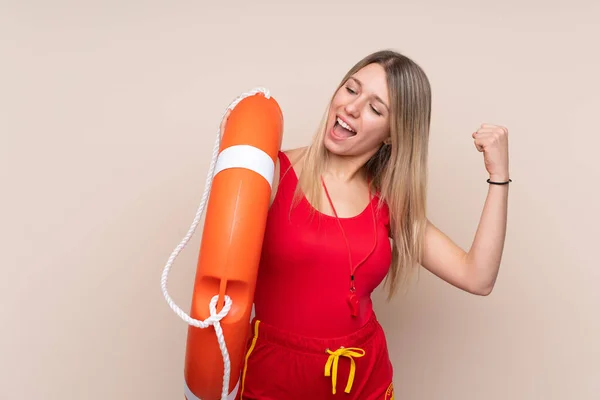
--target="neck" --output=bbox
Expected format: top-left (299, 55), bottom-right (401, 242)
top-left (324, 151), bottom-right (372, 183)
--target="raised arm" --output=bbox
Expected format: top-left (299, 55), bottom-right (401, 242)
top-left (420, 124), bottom-right (510, 296)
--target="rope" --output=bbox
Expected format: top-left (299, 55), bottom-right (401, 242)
top-left (160, 87), bottom-right (271, 400)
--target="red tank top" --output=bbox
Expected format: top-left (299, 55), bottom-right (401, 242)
top-left (252, 151), bottom-right (392, 338)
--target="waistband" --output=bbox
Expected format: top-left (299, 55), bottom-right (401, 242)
top-left (249, 312), bottom-right (382, 355)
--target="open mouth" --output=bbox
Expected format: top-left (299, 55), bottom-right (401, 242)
top-left (333, 116), bottom-right (357, 139)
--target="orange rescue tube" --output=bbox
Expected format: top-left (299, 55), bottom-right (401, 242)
top-left (183, 91), bottom-right (283, 400)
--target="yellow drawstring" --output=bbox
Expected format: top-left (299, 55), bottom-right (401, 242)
top-left (324, 347), bottom-right (366, 394)
top-left (240, 320), bottom-right (261, 400)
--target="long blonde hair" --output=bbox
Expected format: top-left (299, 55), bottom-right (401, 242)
top-left (295, 49), bottom-right (432, 299)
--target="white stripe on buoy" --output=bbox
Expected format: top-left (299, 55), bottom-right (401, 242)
top-left (184, 377), bottom-right (240, 400)
top-left (214, 145), bottom-right (275, 188)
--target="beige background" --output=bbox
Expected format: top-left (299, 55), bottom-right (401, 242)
top-left (1, 1), bottom-right (599, 399)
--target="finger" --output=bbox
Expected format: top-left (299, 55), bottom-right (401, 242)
top-left (476, 132), bottom-right (505, 150)
top-left (474, 135), bottom-right (494, 150)
top-left (474, 132), bottom-right (496, 139)
top-left (220, 110), bottom-right (231, 133)
top-left (222, 109), bottom-right (231, 123)
top-left (472, 131), bottom-right (495, 141)
top-left (474, 131), bottom-right (505, 144)
top-left (481, 123), bottom-right (508, 134)
top-left (475, 128), bottom-right (501, 135)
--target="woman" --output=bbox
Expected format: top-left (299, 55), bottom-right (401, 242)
top-left (230, 49), bottom-right (510, 399)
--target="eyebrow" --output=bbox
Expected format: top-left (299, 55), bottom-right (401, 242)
top-left (348, 77), bottom-right (389, 111)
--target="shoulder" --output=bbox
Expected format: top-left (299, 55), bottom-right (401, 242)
top-left (283, 147), bottom-right (307, 168)
top-left (280, 146), bottom-right (307, 178)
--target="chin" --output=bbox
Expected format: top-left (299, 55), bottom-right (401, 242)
top-left (323, 139), bottom-right (344, 156)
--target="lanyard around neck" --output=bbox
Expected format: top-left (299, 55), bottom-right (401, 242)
top-left (320, 176), bottom-right (378, 290)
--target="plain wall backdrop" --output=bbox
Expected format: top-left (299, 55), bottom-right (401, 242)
top-left (1, 1), bottom-right (599, 399)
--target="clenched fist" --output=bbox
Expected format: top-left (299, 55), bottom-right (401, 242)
top-left (472, 124), bottom-right (510, 182)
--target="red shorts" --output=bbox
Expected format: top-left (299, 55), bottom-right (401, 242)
top-left (236, 313), bottom-right (395, 400)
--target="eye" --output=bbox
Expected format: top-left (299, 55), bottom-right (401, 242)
top-left (345, 86), bottom-right (357, 95)
top-left (370, 105), bottom-right (382, 116)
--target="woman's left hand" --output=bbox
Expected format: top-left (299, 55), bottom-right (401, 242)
top-left (472, 124), bottom-right (510, 181)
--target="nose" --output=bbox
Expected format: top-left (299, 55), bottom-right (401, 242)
top-left (344, 97), bottom-right (361, 118)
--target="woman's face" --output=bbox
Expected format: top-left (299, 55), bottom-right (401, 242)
top-left (323, 63), bottom-right (391, 158)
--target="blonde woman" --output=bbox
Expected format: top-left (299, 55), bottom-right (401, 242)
top-left (230, 49), bottom-right (510, 399)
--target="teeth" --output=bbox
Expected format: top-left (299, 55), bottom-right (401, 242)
top-left (336, 117), bottom-right (355, 133)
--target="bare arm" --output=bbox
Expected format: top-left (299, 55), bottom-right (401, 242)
top-left (420, 124), bottom-right (510, 296)
top-left (421, 180), bottom-right (509, 295)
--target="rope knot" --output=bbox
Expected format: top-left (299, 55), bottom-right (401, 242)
top-left (207, 294), bottom-right (232, 325)
top-left (324, 347), bottom-right (366, 394)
